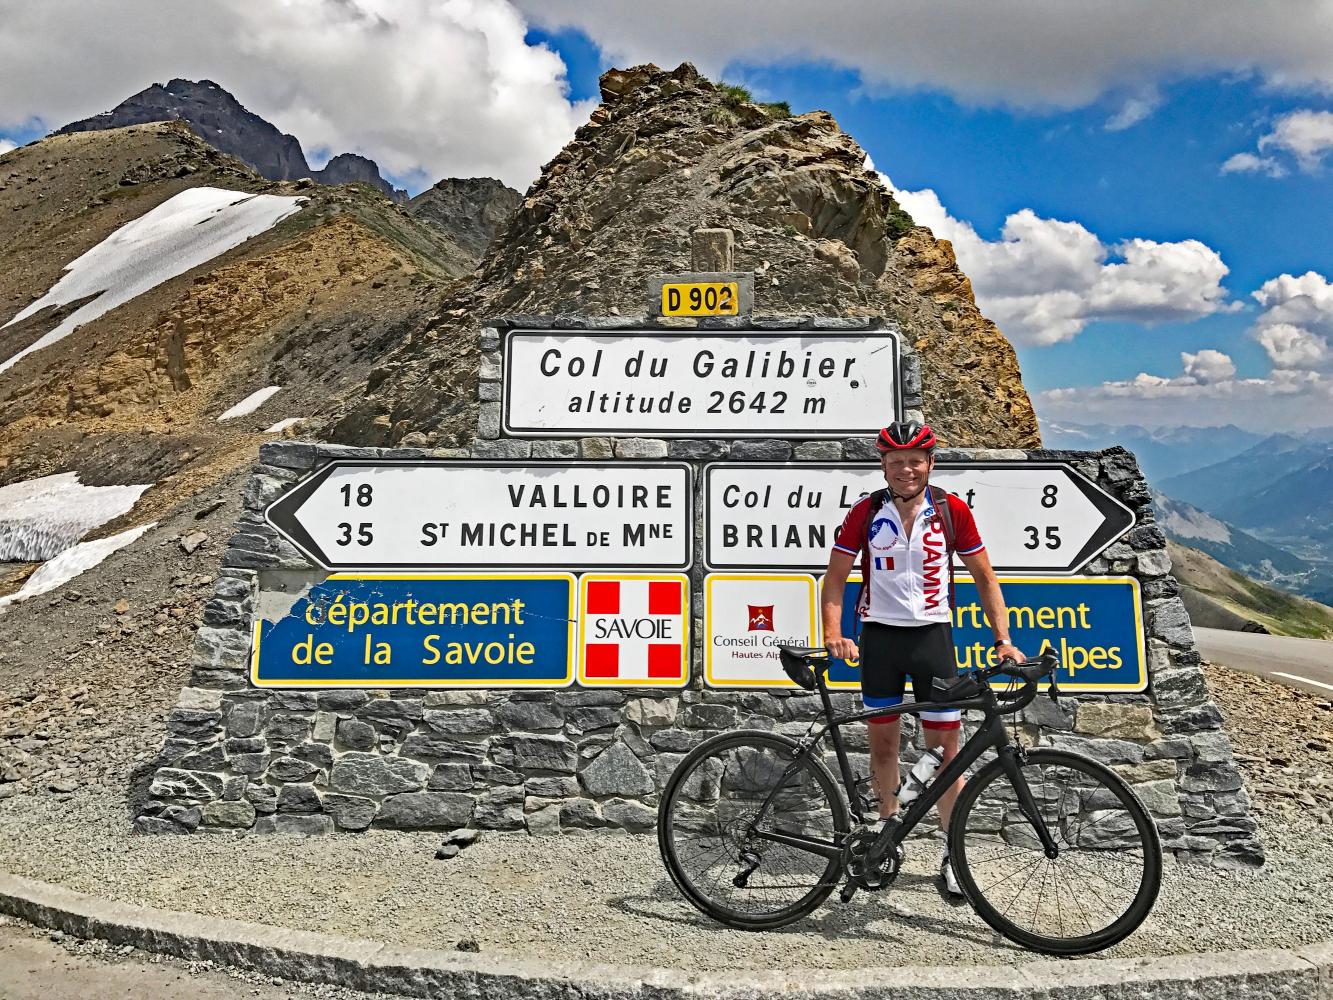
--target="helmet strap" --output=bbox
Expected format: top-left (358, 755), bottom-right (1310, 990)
top-left (888, 482), bottom-right (929, 504)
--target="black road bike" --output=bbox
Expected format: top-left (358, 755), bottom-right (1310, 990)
top-left (657, 647), bottom-right (1162, 955)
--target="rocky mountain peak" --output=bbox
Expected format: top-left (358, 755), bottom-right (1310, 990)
top-left (330, 62), bottom-right (1040, 450)
top-left (408, 177), bottom-right (522, 257)
top-left (57, 79), bottom-right (406, 201)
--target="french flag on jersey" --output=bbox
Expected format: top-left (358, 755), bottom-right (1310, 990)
top-left (873, 556), bottom-right (894, 570)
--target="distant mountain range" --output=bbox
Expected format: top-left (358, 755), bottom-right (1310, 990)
top-left (1040, 421), bottom-right (1267, 482)
top-left (58, 78), bottom-right (411, 202)
top-left (1044, 421), bottom-right (1333, 606)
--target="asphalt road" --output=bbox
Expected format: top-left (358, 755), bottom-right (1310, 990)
top-left (1195, 626), bottom-right (1333, 697)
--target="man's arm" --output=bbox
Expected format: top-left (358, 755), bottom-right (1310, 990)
top-left (958, 548), bottom-right (1026, 664)
top-left (821, 550), bottom-right (858, 660)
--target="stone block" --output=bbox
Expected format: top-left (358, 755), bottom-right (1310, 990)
top-left (245, 785), bottom-right (278, 815)
top-left (579, 741), bottom-right (654, 797)
top-left (567, 706), bottom-right (623, 733)
top-left (423, 690), bottom-right (490, 707)
top-left (471, 439), bottom-right (531, 459)
top-left (526, 803), bottom-right (562, 836)
top-left (312, 711), bottom-right (337, 742)
top-left (472, 763), bottom-right (523, 785)
top-left (402, 734), bottom-right (487, 764)
top-left (1112, 760), bottom-right (1179, 784)
top-left (580, 437), bottom-right (614, 459)
top-left (177, 688), bottom-right (224, 712)
top-left (178, 745), bottom-right (226, 772)
top-left (668, 440), bottom-right (726, 460)
top-left (1134, 779), bottom-right (1182, 817)
top-left (1145, 597), bottom-right (1194, 648)
top-left (317, 691), bottom-right (371, 711)
top-left (478, 381), bottom-right (501, 402)
top-left (230, 752), bottom-right (270, 776)
top-left (1163, 703), bottom-right (1224, 734)
top-left (525, 776), bottom-right (578, 798)
top-left (428, 764), bottom-right (473, 791)
top-left (602, 798), bottom-right (657, 832)
top-left (496, 735), bottom-right (577, 773)
top-left (265, 713), bottom-right (311, 744)
top-left (336, 719), bottom-right (377, 751)
top-left (531, 438), bottom-right (580, 458)
top-left (476, 402), bottom-right (501, 439)
top-left (264, 814), bottom-right (334, 835)
top-left (1074, 703), bottom-right (1160, 741)
top-left (729, 440), bottom-right (792, 461)
top-left (843, 438), bottom-right (878, 461)
top-left (1180, 760), bottom-right (1243, 794)
top-left (649, 728), bottom-right (705, 753)
top-left (478, 351), bottom-right (502, 381)
top-left (149, 769), bottom-right (224, 801)
top-left (277, 783), bottom-right (322, 814)
top-left (330, 753), bottom-right (430, 796)
top-left (267, 756), bottom-right (321, 783)
top-left (474, 786), bottom-right (525, 829)
top-left (1047, 735), bottom-right (1145, 763)
top-left (200, 800), bottom-right (256, 828)
top-left (614, 438), bottom-right (668, 459)
top-left (559, 798), bottom-right (604, 829)
top-left (358, 698), bottom-right (424, 725)
top-left (690, 228), bottom-right (734, 271)
top-left (273, 691), bottom-right (319, 712)
top-left (683, 703), bottom-right (737, 730)
top-left (794, 441), bottom-right (842, 460)
top-left (323, 793), bottom-right (378, 832)
top-left (1135, 549), bottom-right (1172, 577)
top-left (1189, 730), bottom-right (1235, 763)
top-left (555, 689), bottom-right (627, 707)
top-left (421, 708), bottom-right (497, 737)
top-left (1019, 696), bottom-right (1073, 731)
top-left (496, 700), bottom-right (564, 732)
top-left (221, 776), bottom-right (248, 801)
top-left (375, 792), bottom-right (475, 830)
top-left (624, 697), bottom-right (678, 728)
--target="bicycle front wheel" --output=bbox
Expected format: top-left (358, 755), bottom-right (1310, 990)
top-left (949, 748), bottom-right (1162, 955)
top-left (658, 730), bottom-right (849, 930)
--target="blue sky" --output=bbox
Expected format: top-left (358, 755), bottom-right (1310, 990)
top-left (3, 1), bottom-right (1330, 430)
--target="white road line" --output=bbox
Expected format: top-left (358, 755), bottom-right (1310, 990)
top-left (1272, 671), bottom-right (1333, 693)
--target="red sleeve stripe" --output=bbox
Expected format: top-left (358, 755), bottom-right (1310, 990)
top-left (832, 543), bottom-right (859, 555)
top-left (957, 542), bottom-right (985, 555)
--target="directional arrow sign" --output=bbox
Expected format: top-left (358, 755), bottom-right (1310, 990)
top-left (265, 460), bottom-right (693, 571)
top-left (704, 461), bottom-right (1134, 574)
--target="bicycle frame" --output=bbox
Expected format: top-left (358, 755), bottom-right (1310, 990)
top-left (751, 668), bottom-right (1060, 864)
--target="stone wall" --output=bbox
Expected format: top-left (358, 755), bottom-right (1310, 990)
top-left (137, 317), bottom-right (1261, 869)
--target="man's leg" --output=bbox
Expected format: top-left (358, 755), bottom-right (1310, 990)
top-left (866, 711), bottom-right (901, 819)
top-left (921, 720), bottom-right (962, 830)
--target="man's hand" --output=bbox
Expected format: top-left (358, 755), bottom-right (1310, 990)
top-left (826, 636), bottom-right (858, 661)
top-left (996, 642), bottom-right (1026, 664)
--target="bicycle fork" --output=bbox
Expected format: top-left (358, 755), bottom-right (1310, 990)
top-left (999, 744), bottom-right (1060, 858)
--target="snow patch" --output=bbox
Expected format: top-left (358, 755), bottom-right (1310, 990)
top-left (1, 187), bottom-right (305, 375)
top-left (263, 417), bottom-right (304, 433)
top-left (0, 523), bottom-right (154, 612)
top-left (0, 473), bottom-right (152, 560)
top-left (219, 386), bottom-right (282, 420)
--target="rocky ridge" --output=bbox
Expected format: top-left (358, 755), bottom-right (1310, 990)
top-left (408, 178), bottom-right (523, 258)
top-left (328, 63), bottom-right (1041, 448)
top-left (57, 79), bottom-right (410, 203)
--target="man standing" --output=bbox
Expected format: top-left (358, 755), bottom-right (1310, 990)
top-left (822, 421), bottom-right (1024, 897)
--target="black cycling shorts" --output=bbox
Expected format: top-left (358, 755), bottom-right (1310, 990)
top-left (857, 621), bottom-right (961, 728)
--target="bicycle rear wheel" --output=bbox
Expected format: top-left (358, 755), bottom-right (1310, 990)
top-left (658, 730), bottom-right (849, 930)
top-left (949, 748), bottom-right (1162, 955)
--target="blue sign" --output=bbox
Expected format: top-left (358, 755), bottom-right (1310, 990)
top-left (251, 574), bottom-right (575, 688)
top-left (828, 575), bottom-right (1146, 693)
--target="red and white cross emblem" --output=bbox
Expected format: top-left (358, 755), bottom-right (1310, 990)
top-left (578, 574), bottom-right (689, 687)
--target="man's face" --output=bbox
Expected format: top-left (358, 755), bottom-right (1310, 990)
top-left (880, 449), bottom-right (933, 496)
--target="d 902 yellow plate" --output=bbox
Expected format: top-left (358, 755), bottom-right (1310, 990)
top-left (661, 281), bottom-right (739, 316)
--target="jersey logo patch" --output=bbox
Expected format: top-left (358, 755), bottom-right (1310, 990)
top-left (873, 556), bottom-right (894, 570)
top-left (869, 517), bottom-right (899, 550)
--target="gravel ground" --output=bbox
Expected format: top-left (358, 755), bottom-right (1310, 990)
top-left (0, 779), bottom-right (1331, 971)
top-left (1, 651), bottom-right (1330, 971)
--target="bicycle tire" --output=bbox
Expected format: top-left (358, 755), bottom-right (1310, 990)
top-left (949, 748), bottom-right (1162, 955)
top-left (658, 729), bottom-right (849, 930)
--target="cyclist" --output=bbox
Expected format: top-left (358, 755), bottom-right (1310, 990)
top-left (822, 420), bottom-right (1025, 898)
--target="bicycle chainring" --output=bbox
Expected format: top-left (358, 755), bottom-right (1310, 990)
top-left (841, 828), bottom-right (904, 892)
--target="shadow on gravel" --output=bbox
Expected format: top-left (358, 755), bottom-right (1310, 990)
top-left (612, 876), bottom-right (1014, 951)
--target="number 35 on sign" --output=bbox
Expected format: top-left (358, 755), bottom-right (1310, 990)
top-left (661, 281), bottom-right (738, 316)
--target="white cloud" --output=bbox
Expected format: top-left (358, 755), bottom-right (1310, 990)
top-left (1225, 109), bottom-right (1333, 177)
top-left (882, 175), bottom-right (1235, 345)
top-left (0, 138), bottom-right (15, 155)
top-left (1248, 270), bottom-right (1333, 371)
top-left (1036, 366), bottom-right (1333, 429)
top-left (519, 1), bottom-right (1333, 109)
top-left (1105, 89), bottom-right (1161, 131)
top-left (1258, 109), bottom-right (1333, 171)
top-left (1220, 151), bottom-right (1288, 177)
top-left (1182, 348), bottom-right (1236, 383)
top-left (0, 0), bottom-right (593, 190)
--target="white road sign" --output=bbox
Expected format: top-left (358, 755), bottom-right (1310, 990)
top-left (502, 329), bottom-right (900, 438)
top-left (704, 462), bottom-right (1134, 574)
top-left (265, 461), bottom-right (693, 571)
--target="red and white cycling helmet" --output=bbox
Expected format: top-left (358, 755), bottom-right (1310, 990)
top-left (875, 420), bottom-right (937, 453)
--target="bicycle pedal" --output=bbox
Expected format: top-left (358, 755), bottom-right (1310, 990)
top-left (839, 882), bottom-right (858, 904)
